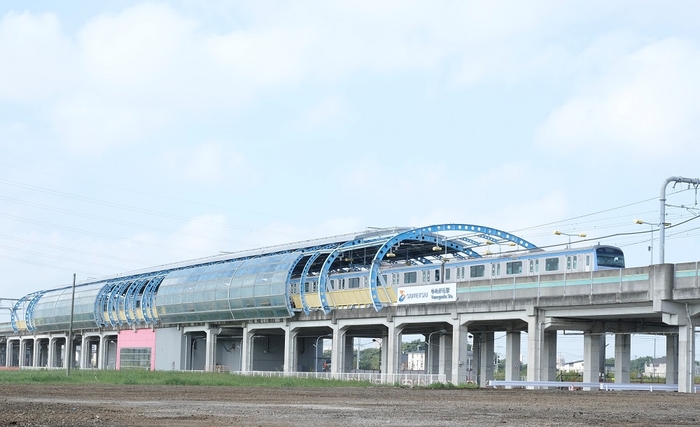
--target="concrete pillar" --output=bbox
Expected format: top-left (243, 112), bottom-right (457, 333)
top-left (438, 334), bottom-right (447, 377)
top-left (241, 328), bottom-right (252, 372)
top-left (283, 327), bottom-right (298, 373)
top-left (343, 337), bottom-right (354, 373)
top-left (479, 331), bottom-right (494, 387)
top-left (527, 310), bottom-right (550, 382)
top-left (98, 335), bottom-right (105, 369)
top-left (78, 334), bottom-right (90, 369)
top-left (678, 323), bottom-right (695, 393)
top-left (330, 325), bottom-right (346, 375)
top-left (583, 332), bottom-right (600, 390)
top-left (666, 334), bottom-right (678, 385)
top-left (543, 332), bottom-right (557, 381)
top-left (384, 323), bottom-right (397, 376)
top-left (204, 326), bottom-right (220, 371)
top-left (19, 339), bottom-right (27, 367)
top-left (450, 321), bottom-right (469, 385)
top-left (614, 333), bottom-right (631, 383)
top-left (48, 337), bottom-right (55, 368)
top-left (5, 339), bottom-right (11, 367)
top-left (33, 339), bottom-right (40, 367)
top-left (505, 331), bottom-right (521, 382)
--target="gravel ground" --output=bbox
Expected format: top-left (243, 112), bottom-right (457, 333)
top-left (1, 384), bottom-right (699, 426)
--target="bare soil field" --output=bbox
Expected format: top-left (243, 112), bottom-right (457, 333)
top-left (1, 383), bottom-right (699, 427)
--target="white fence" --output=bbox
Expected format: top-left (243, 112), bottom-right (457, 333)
top-left (234, 370), bottom-right (447, 386)
top-left (488, 380), bottom-right (699, 392)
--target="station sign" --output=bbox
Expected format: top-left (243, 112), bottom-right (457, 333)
top-left (396, 283), bottom-right (456, 305)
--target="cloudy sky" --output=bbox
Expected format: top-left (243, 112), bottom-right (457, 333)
top-left (2, 1), bottom-right (700, 359)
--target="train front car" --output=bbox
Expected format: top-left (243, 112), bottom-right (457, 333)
top-left (594, 245), bottom-right (625, 269)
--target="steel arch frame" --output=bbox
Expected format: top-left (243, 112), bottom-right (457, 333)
top-left (368, 223), bottom-right (538, 311)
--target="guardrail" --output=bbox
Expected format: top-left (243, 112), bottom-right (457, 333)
top-left (235, 371), bottom-right (447, 386)
top-left (488, 380), bottom-right (697, 392)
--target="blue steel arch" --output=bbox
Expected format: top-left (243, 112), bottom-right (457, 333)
top-left (283, 251), bottom-right (306, 317)
top-left (24, 291), bottom-right (45, 332)
top-left (368, 224), bottom-right (538, 311)
top-left (142, 275), bottom-right (163, 325)
top-left (317, 235), bottom-right (396, 314)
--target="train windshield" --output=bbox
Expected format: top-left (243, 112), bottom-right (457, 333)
top-left (596, 247), bottom-right (625, 268)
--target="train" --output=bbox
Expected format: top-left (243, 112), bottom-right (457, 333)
top-left (290, 244), bottom-right (625, 310)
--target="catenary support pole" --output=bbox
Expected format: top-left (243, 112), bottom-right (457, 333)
top-left (659, 177), bottom-right (700, 264)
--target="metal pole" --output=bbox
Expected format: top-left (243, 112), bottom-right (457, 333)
top-left (66, 273), bottom-right (76, 376)
top-left (649, 225), bottom-right (654, 266)
top-left (659, 176), bottom-right (700, 264)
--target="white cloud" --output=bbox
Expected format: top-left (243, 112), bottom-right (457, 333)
top-left (0, 11), bottom-right (76, 101)
top-left (536, 37), bottom-right (700, 159)
top-left (160, 142), bottom-right (255, 185)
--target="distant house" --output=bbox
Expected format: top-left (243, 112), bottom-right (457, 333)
top-left (558, 359), bottom-right (584, 373)
top-left (405, 351), bottom-right (425, 371)
top-left (644, 357), bottom-right (666, 377)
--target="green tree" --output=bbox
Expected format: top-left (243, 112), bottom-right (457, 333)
top-left (359, 348), bottom-right (381, 371)
top-left (402, 339), bottom-right (425, 353)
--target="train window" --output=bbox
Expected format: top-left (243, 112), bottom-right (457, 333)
top-left (340, 279), bottom-right (345, 289)
top-left (461, 267), bottom-right (465, 279)
top-left (313, 282), bottom-right (318, 292)
top-left (586, 255), bottom-right (590, 267)
top-left (392, 274), bottom-right (399, 285)
top-left (529, 260), bottom-right (534, 274)
top-left (573, 256), bottom-right (578, 269)
top-left (364, 277), bottom-right (368, 287)
top-left (330, 279), bottom-right (335, 290)
top-left (445, 268), bottom-right (451, 281)
top-left (304, 282), bottom-right (309, 293)
top-left (349, 278), bottom-right (360, 289)
top-left (491, 264), bottom-right (496, 276)
top-left (506, 261), bottom-right (522, 275)
top-left (545, 258), bottom-right (559, 271)
top-left (470, 265), bottom-right (485, 278)
top-left (404, 272), bottom-right (417, 284)
top-left (497, 263), bottom-right (501, 275)
top-left (567, 256), bottom-right (571, 270)
top-left (535, 259), bottom-right (539, 273)
top-left (421, 270), bottom-right (428, 283)
top-left (435, 269), bottom-right (440, 282)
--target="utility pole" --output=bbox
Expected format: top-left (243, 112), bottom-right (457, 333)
top-left (659, 176), bottom-right (700, 264)
top-left (66, 273), bottom-right (76, 376)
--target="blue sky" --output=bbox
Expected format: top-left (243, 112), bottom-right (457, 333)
top-left (2, 1), bottom-right (700, 361)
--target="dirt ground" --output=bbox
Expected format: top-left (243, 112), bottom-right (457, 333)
top-left (1, 384), bottom-right (699, 427)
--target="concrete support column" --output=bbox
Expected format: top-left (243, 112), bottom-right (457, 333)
top-left (33, 339), bottom-right (40, 367)
top-left (678, 323), bottom-right (695, 393)
top-left (5, 340), bottom-right (11, 367)
top-left (80, 335), bottom-right (88, 369)
top-left (343, 337), bottom-right (354, 373)
top-left (48, 337), bottom-right (55, 368)
top-left (330, 325), bottom-right (346, 375)
top-left (583, 332), bottom-right (601, 390)
top-left (479, 331), bottom-right (494, 387)
top-left (543, 332), bottom-right (557, 381)
top-left (384, 323), bottom-right (397, 376)
top-left (527, 309), bottom-right (549, 382)
top-left (666, 334), bottom-right (679, 385)
top-left (204, 326), bottom-right (220, 372)
top-left (19, 339), bottom-right (27, 367)
top-left (613, 334), bottom-right (631, 383)
top-left (438, 334), bottom-right (447, 377)
top-left (505, 331), bottom-right (521, 383)
top-left (450, 321), bottom-right (469, 385)
top-left (283, 327), bottom-right (298, 373)
top-left (98, 335), bottom-right (105, 370)
top-left (241, 328), bottom-right (252, 372)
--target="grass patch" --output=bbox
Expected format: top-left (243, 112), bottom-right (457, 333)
top-left (0, 370), bottom-right (380, 388)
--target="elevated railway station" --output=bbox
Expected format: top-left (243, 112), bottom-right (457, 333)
top-left (1, 223), bottom-right (699, 392)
